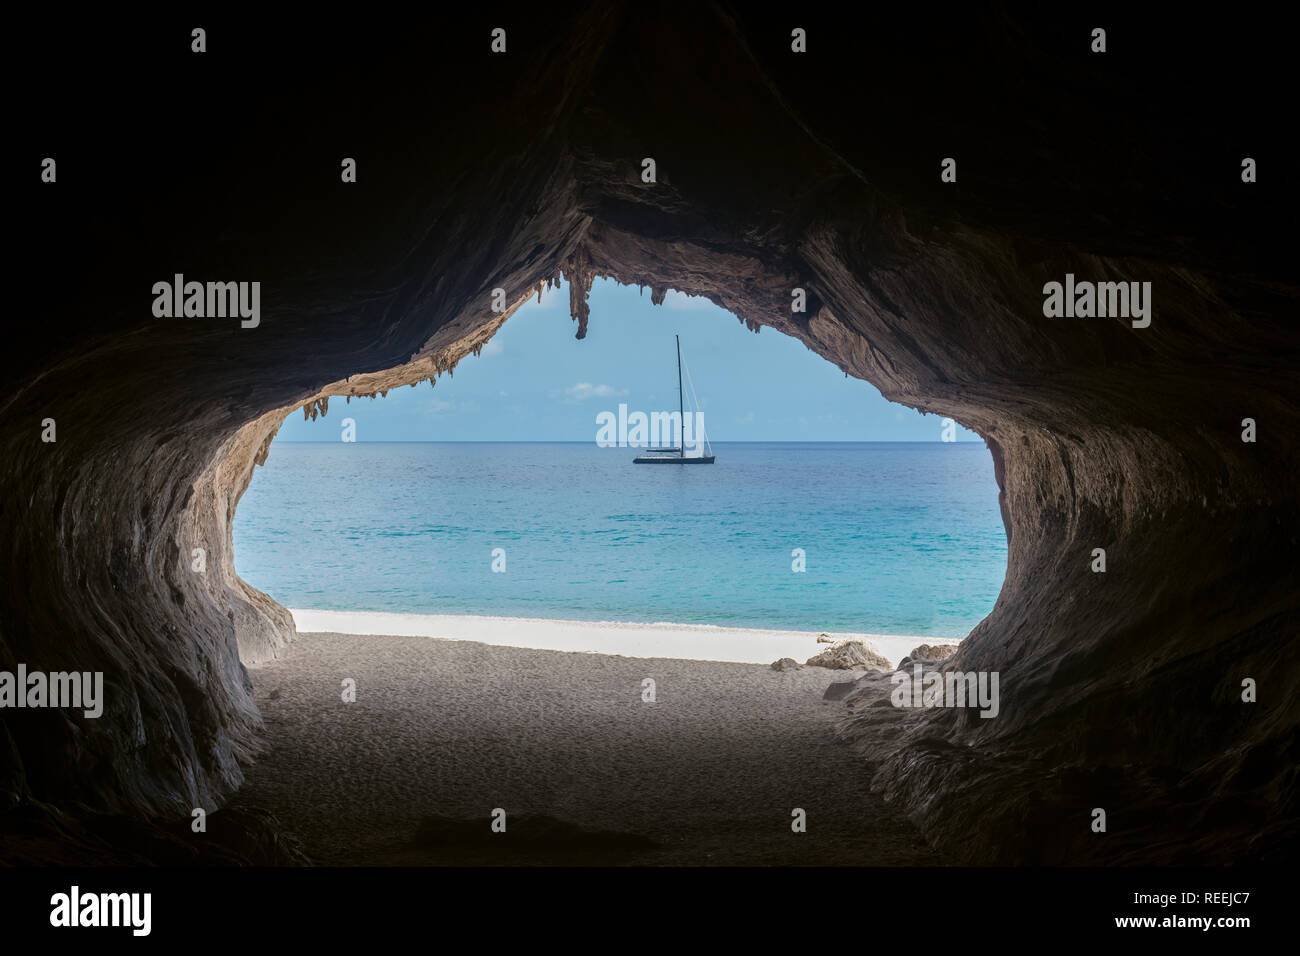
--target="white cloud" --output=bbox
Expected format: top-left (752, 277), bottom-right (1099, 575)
top-left (736, 411), bottom-right (756, 425)
top-left (562, 382), bottom-right (628, 401)
top-left (480, 339), bottom-right (504, 357)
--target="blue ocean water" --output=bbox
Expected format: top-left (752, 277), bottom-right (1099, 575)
top-left (233, 442), bottom-right (1006, 637)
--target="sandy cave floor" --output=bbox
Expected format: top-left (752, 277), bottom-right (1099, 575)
top-left (231, 631), bottom-right (938, 866)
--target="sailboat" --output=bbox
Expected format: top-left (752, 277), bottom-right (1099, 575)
top-left (633, 335), bottom-right (716, 464)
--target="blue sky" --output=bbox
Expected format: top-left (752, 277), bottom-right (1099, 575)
top-left (275, 278), bottom-right (981, 442)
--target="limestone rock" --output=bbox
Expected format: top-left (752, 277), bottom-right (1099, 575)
top-left (806, 640), bottom-right (891, 671)
top-left (909, 644), bottom-right (958, 662)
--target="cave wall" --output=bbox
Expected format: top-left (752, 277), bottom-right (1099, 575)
top-left (4, 5), bottom-right (1296, 862)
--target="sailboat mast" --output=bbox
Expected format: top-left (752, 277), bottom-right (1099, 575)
top-left (676, 334), bottom-right (684, 459)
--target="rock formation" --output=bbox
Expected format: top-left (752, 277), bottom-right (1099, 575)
top-left (3, 6), bottom-right (1295, 864)
top-left (898, 644), bottom-right (959, 667)
top-left (806, 640), bottom-right (893, 671)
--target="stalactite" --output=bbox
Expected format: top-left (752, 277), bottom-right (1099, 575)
top-left (253, 430), bottom-right (275, 468)
top-left (563, 247), bottom-right (595, 339)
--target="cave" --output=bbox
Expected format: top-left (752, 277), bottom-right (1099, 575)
top-left (3, 5), bottom-right (1296, 868)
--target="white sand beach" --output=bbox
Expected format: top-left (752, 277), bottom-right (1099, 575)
top-left (289, 608), bottom-right (958, 668)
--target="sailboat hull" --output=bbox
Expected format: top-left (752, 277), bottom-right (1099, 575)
top-left (633, 455), bottom-right (715, 464)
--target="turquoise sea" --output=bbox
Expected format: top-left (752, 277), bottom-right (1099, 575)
top-left (233, 442), bottom-right (1007, 638)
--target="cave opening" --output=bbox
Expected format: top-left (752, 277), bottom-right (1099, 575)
top-left (230, 276), bottom-right (1008, 665)
top-left (217, 275), bottom-right (1010, 865)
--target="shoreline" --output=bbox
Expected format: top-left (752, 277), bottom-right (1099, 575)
top-left (288, 608), bottom-right (960, 667)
